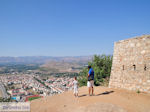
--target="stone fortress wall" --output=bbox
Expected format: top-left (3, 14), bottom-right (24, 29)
top-left (109, 35), bottom-right (150, 93)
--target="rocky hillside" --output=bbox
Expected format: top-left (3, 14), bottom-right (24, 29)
top-left (31, 86), bottom-right (150, 112)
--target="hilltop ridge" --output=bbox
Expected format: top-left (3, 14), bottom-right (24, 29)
top-left (31, 86), bottom-right (150, 112)
top-left (0, 56), bottom-right (92, 64)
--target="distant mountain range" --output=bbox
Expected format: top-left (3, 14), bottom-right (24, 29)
top-left (0, 56), bottom-right (93, 64)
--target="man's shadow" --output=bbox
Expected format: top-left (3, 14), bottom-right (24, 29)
top-left (96, 91), bottom-right (114, 96)
top-left (78, 91), bottom-right (114, 97)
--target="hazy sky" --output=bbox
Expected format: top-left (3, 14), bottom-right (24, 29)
top-left (0, 0), bottom-right (150, 57)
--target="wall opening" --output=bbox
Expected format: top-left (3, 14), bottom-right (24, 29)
top-left (133, 64), bottom-right (136, 71)
top-left (123, 65), bottom-right (124, 70)
top-left (144, 64), bottom-right (147, 71)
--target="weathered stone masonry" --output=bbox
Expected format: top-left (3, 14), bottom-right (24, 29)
top-left (109, 35), bottom-right (150, 93)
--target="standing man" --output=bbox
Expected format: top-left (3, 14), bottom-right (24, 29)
top-left (87, 65), bottom-right (94, 96)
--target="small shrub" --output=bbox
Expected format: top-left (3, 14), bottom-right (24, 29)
top-left (137, 90), bottom-right (140, 94)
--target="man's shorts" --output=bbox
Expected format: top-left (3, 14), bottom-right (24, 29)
top-left (87, 80), bottom-right (94, 88)
top-left (74, 87), bottom-right (78, 94)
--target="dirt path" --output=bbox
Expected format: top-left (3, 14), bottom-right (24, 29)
top-left (31, 86), bottom-right (150, 112)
